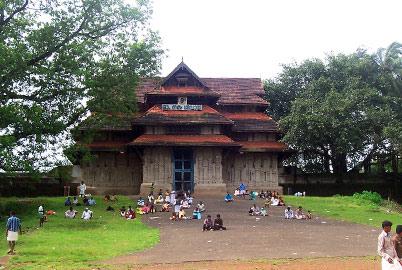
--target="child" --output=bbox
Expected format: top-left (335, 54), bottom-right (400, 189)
top-left (197, 201), bottom-right (206, 212)
top-left (306, 210), bottom-right (312, 219)
top-left (203, 215), bottom-right (213, 231)
top-left (192, 207), bottom-right (201, 220)
top-left (137, 197), bottom-right (145, 207)
top-left (285, 207), bottom-right (294, 219)
top-left (295, 206), bottom-right (305, 220)
top-left (213, 214), bottom-right (226, 230)
top-left (224, 193), bottom-right (233, 202)
top-left (125, 206), bottom-right (136, 220)
top-left (178, 207), bottom-right (187, 220)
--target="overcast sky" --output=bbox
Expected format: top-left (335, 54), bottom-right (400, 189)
top-left (150, 0), bottom-right (402, 79)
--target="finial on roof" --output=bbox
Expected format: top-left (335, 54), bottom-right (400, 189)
top-left (181, 56), bottom-right (184, 62)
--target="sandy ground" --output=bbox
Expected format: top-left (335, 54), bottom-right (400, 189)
top-left (107, 196), bottom-right (380, 266)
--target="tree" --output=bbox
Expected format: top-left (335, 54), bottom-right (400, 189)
top-left (267, 52), bottom-right (399, 178)
top-left (0, 0), bottom-right (164, 172)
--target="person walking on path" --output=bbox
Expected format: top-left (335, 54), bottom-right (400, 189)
top-left (6, 211), bottom-right (22, 255)
top-left (378, 220), bottom-right (401, 270)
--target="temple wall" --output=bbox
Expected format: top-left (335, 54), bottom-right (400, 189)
top-left (140, 147), bottom-right (173, 194)
top-left (80, 152), bottom-right (142, 195)
top-left (193, 147), bottom-right (226, 194)
top-left (222, 152), bottom-right (281, 192)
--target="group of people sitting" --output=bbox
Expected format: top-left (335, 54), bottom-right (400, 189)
top-left (64, 207), bottom-right (93, 220)
top-left (248, 204), bottom-right (268, 216)
top-left (203, 214), bottom-right (226, 231)
top-left (284, 206), bottom-right (312, 220)
top-left (170, 201), bottom-right (206, 221)
top-left (64, 195), bottom-right (96, 207)
top-left (119, 206), bottom-right (136, 220)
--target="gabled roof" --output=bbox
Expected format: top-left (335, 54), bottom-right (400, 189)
top-left (161, 61), bottom-right (207, 89)
top-left (132, 105), bottom-right (233, 125)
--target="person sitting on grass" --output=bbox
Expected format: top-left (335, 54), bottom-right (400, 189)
top-left (178, 207), bottom-right (187, 220)
top-left (64, 197), bottom-right (72, 206)
top-left (88, 197), bottom-right (96, 206)
top-left (125, 206), bottom-right (136, 220)
top-left (295, 206), bottom-right (306, 220)
top-left (137, 197), bottom-right (145, 207)
top-left (224, 193), bottom-right (233, 203)
top-left (73, 196), bottom-right (79, 206)
top-left (203, 215), bottom-right (213, 231)
top-left (192, 207), bottom-right (201, 220)
top-left (65, 207), bottom-right (77, 219)
top-left (213, 214), bottom-right (226, 230)
top-left (119, 206), bottom-right (126, 217)
top-left (197, 201), bottom-right (206, 212)
top-left (249, 204), bottom-right (261, 216)
top-left (83, 195), bottom-right (89, 206)
top-left (285, 207), bottom-right (294, 219)
top-left (81, 208), bottom-right (93, 220)
top-left (306, 210), bottom-right (312, 219)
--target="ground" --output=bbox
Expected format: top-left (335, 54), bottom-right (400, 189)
top-left (106, 196), bottom-right (380, 267)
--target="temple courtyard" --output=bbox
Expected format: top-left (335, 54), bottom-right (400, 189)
top-left (107, 196), bottom-right (379, 267)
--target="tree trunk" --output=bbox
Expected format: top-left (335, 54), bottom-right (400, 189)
top-left (332, 153), bottom-right (348, 183)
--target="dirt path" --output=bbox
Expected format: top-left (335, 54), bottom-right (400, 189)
top-left (120, 257), bottom-right (380, 270)
top-left (107, 196), bottom-right (379, 266)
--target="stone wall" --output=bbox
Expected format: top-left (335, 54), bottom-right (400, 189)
top-left (223, 152), bottom-right (281, 192)
top-left (140, 147), bottom-right (173, 194)
top-left (193, 147), bottom-right (226, 194)
top-left (80, 152), bottom-right (142, 195)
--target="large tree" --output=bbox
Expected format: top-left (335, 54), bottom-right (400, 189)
top-left (0, 0), bottom-right (164, 172)
top-left (265, 49), bottom-right (401, 176)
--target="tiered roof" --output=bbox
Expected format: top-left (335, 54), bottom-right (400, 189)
top-left (239, 141), bottom-right (287, 152)
top-left (223, 112), bottom-right (279, 132)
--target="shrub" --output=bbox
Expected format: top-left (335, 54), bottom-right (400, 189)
top-left (353, 191), bottom-right (383, 205)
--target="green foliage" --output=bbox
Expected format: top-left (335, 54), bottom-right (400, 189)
top-left (0, 0), bottom-right (164, 172)
top-left (265, 44), bottom-right (402, 174)
top-left (0, 196), bottom-right (159, 270)
top-left (285, 195), bottom-right (402, 227)
top-left (352, 191), bottom-right (383, 205)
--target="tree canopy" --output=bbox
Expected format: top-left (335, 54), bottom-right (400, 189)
top-left (0, 0), bottom-right (164, 172)
top-left (265, 44), bottom-right (402, 175)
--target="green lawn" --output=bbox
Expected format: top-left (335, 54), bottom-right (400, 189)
top-left (0, 196), bottom-right (159, 270)
top-left (284, 195), bottom-right (402, 227)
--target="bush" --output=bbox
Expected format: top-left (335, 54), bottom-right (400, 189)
top-left (353, 191), bottom-right (383, 205)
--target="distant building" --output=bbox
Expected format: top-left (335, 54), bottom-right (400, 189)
top-left (74, 62), bottom-right (287, 195)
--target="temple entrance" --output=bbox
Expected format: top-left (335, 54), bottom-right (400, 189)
top-left (173, 149), bottom-right (194, 192)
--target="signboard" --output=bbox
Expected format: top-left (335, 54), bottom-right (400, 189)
top-left (162, 104), bottom-right (203, 111)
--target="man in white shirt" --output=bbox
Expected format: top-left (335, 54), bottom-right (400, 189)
top-left (79, 181), bottom-right (86, 198)
top-left (81, 208), bottom-right (93, 220)
top-left (378, 220), bottom-right (399, 270)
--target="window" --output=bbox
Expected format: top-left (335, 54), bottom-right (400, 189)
top-left (167, 126), bottom-right (201, 135)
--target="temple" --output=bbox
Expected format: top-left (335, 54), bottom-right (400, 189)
top-left (74, 62), bottom-right (287, 195)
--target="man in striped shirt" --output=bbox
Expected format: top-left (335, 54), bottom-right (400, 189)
top-left (6, 211), bottom-right (21, 255)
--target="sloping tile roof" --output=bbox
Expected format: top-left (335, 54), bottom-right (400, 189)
top-left (132, 105), bottom-right (233, 125)
top-left (136, 77), bottom-right (267, 106)
top-left (232, 119), bottom-right (279, 132)
top-left (239, 141), bottom-right (287, 152)
top-left (78, 115), bottom-right (134, 131)
top-left (222, 112), bottom-right (272, 121)
top-left (82, 141), bottom-right (128, 151)
top-left (147, 86), bottom-right (220, 97)
top-left (130, 134), bottom-right (239, 147)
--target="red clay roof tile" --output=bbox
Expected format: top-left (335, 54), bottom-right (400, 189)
top-left (130, 134), bottom-right (239, 146)
top-left (239, 141), bottom-right (287, 152)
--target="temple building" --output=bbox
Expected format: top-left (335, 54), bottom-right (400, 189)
top-left (74, 62), bottom-right (287, 195)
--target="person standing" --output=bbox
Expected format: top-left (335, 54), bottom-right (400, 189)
top-left (392, 225), bottom-right (402, 266)
top-left (378, 220), bottom-right (399, 270)
top-left (38, 204), bottom-right (45, 227)
top-left (6, 211), bottom-right (22, 255)
top-left (79, 181), bottom-right (86, 198)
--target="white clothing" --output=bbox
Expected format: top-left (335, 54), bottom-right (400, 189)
top-left (79, 184), bottom-right (86, 195)
top-left (7, 231), bottom-right (18, 241)
top-left (285, 209), bottom-right (294, 219)
top-left (81, 210), bottom-right (92, 220)
top-left (382, 258), bottom-right (402, 270)
top-left (234, 190), bottom-right (240, 196)
top-left (65, 210), bottom-right (76, 218)
top-left (38, 205), bottom-right (44, 215)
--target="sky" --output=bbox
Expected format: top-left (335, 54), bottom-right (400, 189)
top-left (150, 0), bottom-right (402, 79)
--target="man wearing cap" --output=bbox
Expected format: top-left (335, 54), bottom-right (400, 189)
top-left (81, 208), bottom-right (93, 220)
top-left (6, 211), bottom-right (22, 255)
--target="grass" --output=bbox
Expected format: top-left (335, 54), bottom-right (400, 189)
top-left (284, 195), bottom-right (402, 227)
top-left (0, 196), bottom-right (159, 270)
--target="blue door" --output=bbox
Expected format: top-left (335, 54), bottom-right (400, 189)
top-left (173, 149), bottom-right (194, 192)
